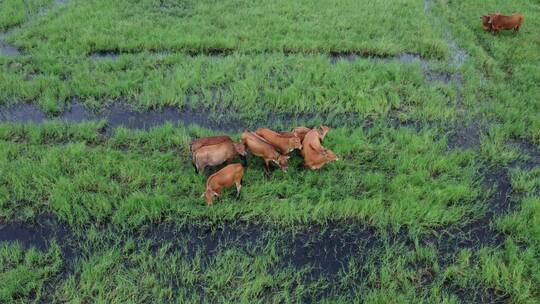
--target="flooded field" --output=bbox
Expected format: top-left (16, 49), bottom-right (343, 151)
top-left (1, 0), bottom-right (539, 302)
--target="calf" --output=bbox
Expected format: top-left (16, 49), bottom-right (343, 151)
top-left (485, 13), bottom-right (524, 34)
top-left (202, 163), bottom-right (244, 206)
top-left (192, 140), bottom-right (246, 174)
top-left (301, 129), bottom-right (338, 169)
top-left (255, 128), bottom-right (302, 154)
top-left (241, 131), bottom-right (289, 172)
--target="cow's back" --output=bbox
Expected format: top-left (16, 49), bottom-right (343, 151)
top-left (192, 136), bottom-right (232, 153)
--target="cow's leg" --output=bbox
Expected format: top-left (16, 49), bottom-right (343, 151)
top-left (263, 159), bottom-right (271, 177)
top-left (196, 162), bottom-right (205, 175)
top-left (235, 181), bottom-right (242, 198)
top-left (514, 25), bottom-right (520, 32)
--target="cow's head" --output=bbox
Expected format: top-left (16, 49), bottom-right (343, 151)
top-left (202, 188), bottom-right (219, 206)
top-left (273, 155), bottom-right (289, 172)
top-left (318, 125), bottom-right (331, 140)
top-left (288, 136), bottom-right (302, 151)
top-left (323, 149), bottom-right (339, 162)
top-left (481, 15), bottom-right (492, 31)
top-left (233, 141), bottom-right (247, 156)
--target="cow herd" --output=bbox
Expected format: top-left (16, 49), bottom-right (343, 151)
top-left (481, 12), bottom-right (524, 34)
top-left (191, 126), bottom-right (338, 205)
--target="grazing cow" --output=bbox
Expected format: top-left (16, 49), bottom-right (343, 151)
top-left (481, 13), bottom-right (499, 31)
top-left (318, 125), bottom-right (331, 141)
top-left (255, 128), bottom-right (302, 154)
top-left (290, 126), bottom-right (311, 142)
top-left (241, 131), bottom-right (289, 172)
top-left (191, 135), bottom-right (232, 153)
top-left (484, 13), bottom-right (524, 34)
top-left (202, 163), bottom-right (244, 206)
top-left (192, 140), bottom-right (246, 174)
top-left (282, 125), bottom-right (331, 142)
top-left (301, 129), bottom-right (338, 170)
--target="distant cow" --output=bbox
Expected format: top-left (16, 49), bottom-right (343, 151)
top-left (301, 129), bottom-right (338, 169)
top-left (192, 138), bottom-right (246, 174)
top-left (202, 163), bottom-right (244, 206)
top-left (255, 128), bottom-right (302, 154)
top-left (241, 131), bottom-right (289, 172)
top-left (483, 13), bottom-right (524, 34)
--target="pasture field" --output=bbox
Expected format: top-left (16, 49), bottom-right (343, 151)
top-left (0, 0), bottom-right (539, 303)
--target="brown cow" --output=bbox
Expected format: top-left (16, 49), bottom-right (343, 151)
top-left (481, 13), bottom-right (499, 31)
top-left (192, 140), bottom-right (246, 174)
top-left (255, 128), bottom-right (302, 154)
top-left (301, 129), bottom-right (338, 170)
top-left (202, 163), bottom-right (244, 206)
top-left (318, 125), bottom-right (331, 141)
top-left (282, 125), bottom-right (331, 142)
top-left (191, 135), bottom-right (232, 153)
top-left (241, 131), bottom-right (289, 172)
top-left (485, 13), bottom-right (524, 34)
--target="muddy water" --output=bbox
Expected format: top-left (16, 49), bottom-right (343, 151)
top-left (0, 99), bottom-right (369, 133)
top-left (90, 51), bottom-right (120, 61)
top-left (330, 52), bottom-right (453, 84)
top-left (0, 214), bottom-right (74, 258)
top-left (0, 100), bottom-right (246, 132)
top-left (282, 223), bottom-right (379, 276)
top-left (0, 32), bottom-right (20, 56)
top-left (447, 118), bottom-right (481, 150)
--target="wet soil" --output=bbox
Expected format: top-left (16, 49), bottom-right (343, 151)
top-left (0, 214), bottom-right (75, 259)
top-left (0, 99), bottom-right (374, 133)
top-left (421, 167), bottom-right (511, 266)
top-left (511, 140), bottom-right (540, 170)
top-left (139, 221), bottom-right (265, 260)
top-left (0, 100), bottom-right (245, 133)
top-left (281, 222), bottom-right (379, 277)
top-left (447, 118), bottom-right (482, 150)
top-left (0, 32), bottom-right (20, 56)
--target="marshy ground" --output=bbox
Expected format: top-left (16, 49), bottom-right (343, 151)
top-left (1, 0), bottom-right (539, 303)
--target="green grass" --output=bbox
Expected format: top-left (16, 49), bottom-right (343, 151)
top-left (0, 122), bottom-right (479, 231)
top-left (8, 0), bottom-right (448, 57)
top-left (0, 242), bottom-right (63, 303)
top-left (0, 0), bottom-right (54, 31)
top-left (1, 0), bottom-right (540, 302)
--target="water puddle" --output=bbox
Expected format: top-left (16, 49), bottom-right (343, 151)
top-left (448, 39), bottom-right (468, 68)
top-left (0, 214), bottom-right (74, 259)
top-left (421, 166), bottom-right (511, 267)
top-left (330, 52), bottom-right (453, 84)
top-left (0, 99), bottom-right (372, 133)
top-left (140, 222), bottom-right (264, 259)
top-left (90, 51), bottom-right (120, 61)
top-left (423, 0), bottom-right (432, 13)
top-left (282, 223), bottom-right (379, 276)
top-left (447, 118), bottom-right (481, 150)
top-left (0, 100), bottom-right (245, 132)
top-left (0, 32), bottom-right (20, 56)
top-left (512, 140), bottom-right (540, 169)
